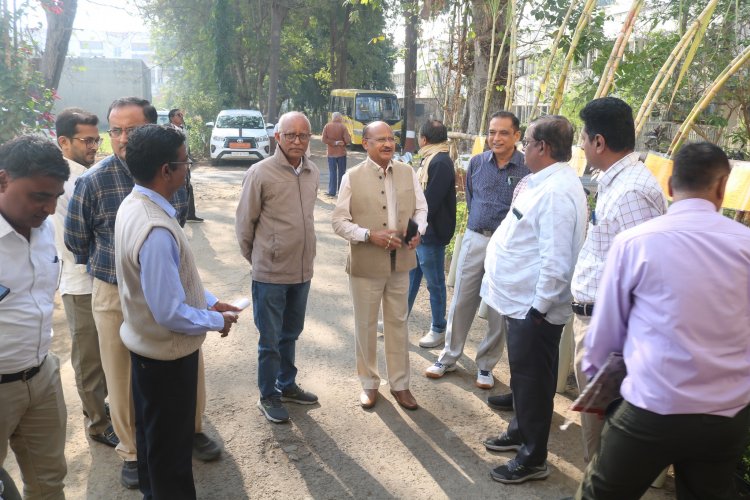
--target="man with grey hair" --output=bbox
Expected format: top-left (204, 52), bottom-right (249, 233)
top-left (481, 115), bottom-right (587, 484)
top-left (236, 111), bottom-right (320, 423)
top-left (321, 112), bottom-right (351, 196)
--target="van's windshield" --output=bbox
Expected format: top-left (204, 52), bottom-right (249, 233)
top-left (216, 115), bottom-right (264, 129)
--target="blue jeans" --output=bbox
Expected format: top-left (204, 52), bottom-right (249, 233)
top-left (327, 156), bottom-right (347, 195)
top-left (407, 243), bottom-right (447, 333)
top-left (251, 280), bottom-right (311, 399)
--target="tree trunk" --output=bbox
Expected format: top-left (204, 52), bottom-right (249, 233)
top-left (334, 2), bottom-right (351, 89)
top-left (467, 0), bottom-right (506, 135)
top-left (402, 0), bottom-right (419, 153)
top-left (266, 0), bottom-right (289, 124)
top-left (40, 0), bottom-right (77, 90)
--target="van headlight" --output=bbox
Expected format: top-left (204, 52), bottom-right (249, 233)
top-left (212, 136), bottom-right (222, 142)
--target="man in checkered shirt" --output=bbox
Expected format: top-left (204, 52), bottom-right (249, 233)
top-left (571, 97), bottom-right (667, 463)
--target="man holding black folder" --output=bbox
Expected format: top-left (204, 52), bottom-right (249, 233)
top-left (576, 142), bottom-right (750, 499)
top-left (332, 121), bottom-right (427, 411)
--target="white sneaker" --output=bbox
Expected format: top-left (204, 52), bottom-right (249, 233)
top-left (476, 369), bottom-right (494, 389)
top-left (418, 330), bottom-right (445, 348)
top-left (425, 362), bottom-right (456, 379)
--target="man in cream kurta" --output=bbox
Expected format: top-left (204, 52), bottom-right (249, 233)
top-left (332, 121), bottom-right (427, 411)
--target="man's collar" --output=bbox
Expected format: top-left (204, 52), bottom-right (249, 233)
top-left (486, 149), bottom-right (523, 169)
top-left (598, 152), bottom-right (639, 187)
top-left (0, 212), bottom-right (14, 239)
top-left (365, 156), bottom-right (392, 172)
top-left (132, 185), bottom-right (177, 218)
top-left (273, 145), bottom-right (309, 171)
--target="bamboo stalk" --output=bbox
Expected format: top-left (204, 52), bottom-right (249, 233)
top-left (595, 0), bottom-right (643, 99)
top-left (530, 0), bottom-right (580, 119)
top-left (549, 0), bottom-right (598, 114)
top-left (634, 0), bottom-right (719, 136)
top-left (668, 44), bottom-right (750, 154)
top-left (479, 0), bottom-right (508, 135)
top-left (666, 0), bottom-right (718, 112)
top-left (504, 0), bottom-right (521, 110)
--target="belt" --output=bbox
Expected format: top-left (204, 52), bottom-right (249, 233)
top-left (572, 302), bottom-right (594, 316)
top-left (0, 356), bottom-right (46, 384)
top-left (470, 228), bottom-right (494, 237)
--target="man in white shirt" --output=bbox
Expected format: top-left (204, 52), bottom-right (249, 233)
top-left (53, 108), bottom-right (119, 448)
top-left (480, 116), bottom-right (587, 484)
top-left (0, 135), bottom-right (70, 499)
top-left (571, 97), bottom-right (666, 462)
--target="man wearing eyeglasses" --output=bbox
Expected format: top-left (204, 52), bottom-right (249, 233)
top-left (168, 108), bottom-right (203, 223)
top-left (65, 97), bottom-right (220, 490)
top-left (53, 108), bottom-right (119, 450)
top-left (425, 111), bottom-right (528, 394)
top-left (332, 121), bottom-right (428, 411)
top-left (115, 125), bottom-right (238, 499)
top-left (236, 111), bottom-right (320, 424)
top-left (481, 115), bottom-right (587, 484)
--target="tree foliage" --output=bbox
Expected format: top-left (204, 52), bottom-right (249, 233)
top-left (142, 0), bottom-right (397, 131)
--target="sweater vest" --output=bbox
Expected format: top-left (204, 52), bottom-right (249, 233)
top-left (346, 160), bottom-right (417, 277)
top-left (115, 192), bottom-right (206, 360)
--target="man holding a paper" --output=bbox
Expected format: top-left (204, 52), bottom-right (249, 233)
top-left (577, 142), bottom-right (750, 499)
top-left (115, 125), bottom-right (239, 499)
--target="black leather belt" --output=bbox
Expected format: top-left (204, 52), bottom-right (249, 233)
top-left (572, 302), bottom-right (595, 316)
top-left (470, 228), bottom-right (494, 237)
top-left (0, 356), bottom-right (46, 384)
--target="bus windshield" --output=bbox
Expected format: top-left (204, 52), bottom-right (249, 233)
top-left (354, 94), bottom-right (400, 124)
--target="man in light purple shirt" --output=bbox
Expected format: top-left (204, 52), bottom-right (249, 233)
top-left (576, 142), bottom-right (750, 499)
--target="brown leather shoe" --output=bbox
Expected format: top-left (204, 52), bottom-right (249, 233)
top-left (390, 389), bottom-right (418, 410)
top-left (360, 389), bottom-right (378, 409)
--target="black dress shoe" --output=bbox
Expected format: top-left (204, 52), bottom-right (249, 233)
top-left (193, 433), bottom-right (222, 461)
top-left (90, 424), bottom-right (119, 447)
top-left (120, 460), bottom-right (139, 489)
top-left (487, 392), bottom-right (514, 411)
top-left (186, 216), bottom-right (204, 223)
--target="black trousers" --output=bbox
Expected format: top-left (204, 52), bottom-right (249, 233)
top-left (186, 167), bottom-right (197, 219)
top-left (577, 400), bottom-right (750, 500)
top-left (505, 314), bottom-right (563, 467)
top-left (131, 350), bottom-right (199, 500)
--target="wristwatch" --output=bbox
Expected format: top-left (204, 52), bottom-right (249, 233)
top-left (364, 230), bottom-right (371, 243)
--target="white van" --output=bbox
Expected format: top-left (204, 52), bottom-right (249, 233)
top-left (206, 109), bottom-right (271, 165)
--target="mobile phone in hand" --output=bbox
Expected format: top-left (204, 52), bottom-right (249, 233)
top-left (405, 218), bottom-right (419, 244)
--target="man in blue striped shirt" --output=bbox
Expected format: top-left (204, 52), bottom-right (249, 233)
top-left (425, 111), bottom-right (529, 392)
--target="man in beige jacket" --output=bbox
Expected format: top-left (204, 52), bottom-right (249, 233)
top-left (332, 121), bottom-right (427, 411)
top-left (236, 111), bottom-right (320, 423)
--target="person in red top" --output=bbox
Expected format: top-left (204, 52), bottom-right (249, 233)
top-left (321, 112), bottom-right (352, 196)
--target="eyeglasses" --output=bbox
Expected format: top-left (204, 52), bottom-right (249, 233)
top-left (108, 127), bottom-right (138, 138)
top-left (366, 136), bottom-right (396, 144)
top-left (72, 137), bottom-right (102, 147)
top-left (521, 138), bottom-right (542, 149)
top-left (169, 160), bottom-right (193, 168)
top-left (281, 133), bottom-right (311, 142)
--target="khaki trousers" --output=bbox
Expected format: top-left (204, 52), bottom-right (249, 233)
top-left (0, 353), bottom-right (67, 500)
top-left (350, 271), bottom-right (411, 391)
top-left (92, 279), bottom-right (207, 462)
top-left (61, 293), bottom-right (109, 435)
top-left (573, 313), bottom-right (605, 463)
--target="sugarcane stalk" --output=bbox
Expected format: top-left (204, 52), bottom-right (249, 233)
top-left (666, 0), bottom-right (719, 111)
top-left (479, 0), bottom-right (509, 134)
top-left (668, 44), bottom-right (750, 154)
top-left (530, 0), bottom-right (580, 119)
top-left (634, 0), bottom-right (719, 135)
top-left (595, 0), bottom-right (644, 98)
top-left (549, 0), bottom-right (598, 114)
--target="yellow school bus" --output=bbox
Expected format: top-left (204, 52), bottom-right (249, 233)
top-left (329, 89), bottom-right (402, 145)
